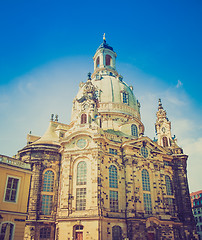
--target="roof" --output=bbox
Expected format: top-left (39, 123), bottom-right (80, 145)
top-left (32, 121), bottom-right (60, 146)
top-left (97, 40), bottom-right (114, 51)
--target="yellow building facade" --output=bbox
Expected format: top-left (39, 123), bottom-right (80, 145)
top-left (0, 155), bottom-right (31, 240)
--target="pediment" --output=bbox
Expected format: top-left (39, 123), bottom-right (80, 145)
top-left (122, 136), bottom-right (169, 155)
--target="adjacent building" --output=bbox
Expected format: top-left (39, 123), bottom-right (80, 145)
top-left (0, 154), bottom-right (31, 240)
top-left (191, 191), bottom-right (202, 240)
top-left (9, 38), bottom-right (198, 239)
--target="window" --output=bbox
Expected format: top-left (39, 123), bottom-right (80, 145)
top-left (165, 198), bottom-right (175, 215)
top-left (163, 137), bottom-right (169, 147)
top-left (165, 175), bottom-right (173, 195)
top-left (199, 216), bottom-right (202, 222)
top-left (195, 217), bottom-right (198, 223)
top-left (41, 170), bottom-right (54, 215)
top-left (109, 148), bottom-right (117, 155)
top-left (109, 165), bottom-right (118, 188)
top-left (122, 92), bottom-right (129, 104)
top-left (106, 54), bottom-right (112, 66)
top-left (131, 124), bottom-right (138, 137)
top-left (141, 147), bottom-right (148, 158)
top-left (43, 170), bottom-right (54, 192)
top-left (76, 188), bottom-right (86, 210)
top-left (41, 195), bottom-right (53, 215)
top-left (142, 169), bottom-right (150, 191)
top-left (81, 114), bottom-right (87, 124)
top-left (143, 193), bottom-right (152, 214)
top-left (0, 222), bottom-right (14, 240)
top-left (4, 177), bottom-right (19, 202)
top-left (110, 190), bottom-right (118, 212)
top-left (112, 226), bottom-right (122, 240)
top-left (96, 57), bottom-right (100, 68)
top-left (40, 227), bottom-right (51, 239)
top-left (77, 161), bottom-right (87, 185)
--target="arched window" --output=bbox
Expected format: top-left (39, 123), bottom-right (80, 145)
top-left (96, 57), bottom-right (100, 68)
top-left (131, 124), bottom-right (138, 137)
top-left (109, 165), bottom-right (118, 188)
top-left (112, 226), bottom-right (122, 240)
top-left (0, 222), bottom-right (14, 240)
top-left (77, 161), bottom-right (87, 185)
top-left (106, 54), bottom-right (112, 66)
top-left (163, 137), bottom-right (168, 147)
top-left (142, 169), bottom-right (150, 191)
top-left (43, 170), bottom-right (54, 192)
top-left (81, 114), bottom-right (87, 124)
top-left (165, 175), bottom-right (173, 195)
top-left (40, 227), bottom-right (51, 239)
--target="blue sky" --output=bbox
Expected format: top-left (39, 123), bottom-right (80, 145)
top-left (0, 0), bottom-right (202, 192)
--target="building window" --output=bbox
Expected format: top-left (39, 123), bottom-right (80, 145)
top-left (109, 165), bottom-right (118, 188)
top-left (163, 137), bottom-right (169, 147)
top-left (0, 222), bottom-right (14, 240)
top-left (122, 92), bottom-right (129, 104)
top-left (112, 226), bottom-right (122, 240)
top-left (76, 188), bottom-right (86, 210)
top-left (165, 198), bottom-right (175, 215)
top-left (131, 124), bottom-right (138, 137)
top-left (106, 54), bottom-right (112, 66)
top-left (43, 170), bottom-right (54, 192)
top-left (141, 147), bottom-right (148, 158)
top-left (41, 195), bottom-right (53, 215)
top-left (41, 170), bottom-right (55, 215)
top-left (4, 177), bottom-right (19, 202)
top-left (165, 175), bottom-right (173, 195)
top-left (77, 161), bottom-right (87, 185)
top-left (110, 190), bottom-right (118, 212)
top-left (199, 216), bottom-right (202, 222)
top-left (109, 148), bottom-right (117, 155)
top-left (40, 227), bottom-right (51, 239)
top-left (143, 193), bottom-right (152, 214)
top-left (142, 169), bottom-right (150, 191)
top-left (81, 114), bottom-right (87, 124)
top-left (96, 57), bottom-right (100, 68)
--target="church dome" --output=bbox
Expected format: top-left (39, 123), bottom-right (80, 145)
top-left (72, 38), bottom-right (141, 121)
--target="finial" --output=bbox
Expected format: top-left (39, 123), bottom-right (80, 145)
top-left (103, 33), bottom-right (106, 42)
top-left (158, 98), bottom-right (163, 110)
top-left (55, 114), bottom-right (58, 122)
top-left (87, 72), bottom-right (91, 80)
top-left (51, 114), bottom-right (54, 121)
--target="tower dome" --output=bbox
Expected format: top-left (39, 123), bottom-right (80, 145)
top-left (71, 37), bottom-right (144, 135)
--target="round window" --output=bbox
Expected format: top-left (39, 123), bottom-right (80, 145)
top-left (76, 139), bottom-right (87, 149)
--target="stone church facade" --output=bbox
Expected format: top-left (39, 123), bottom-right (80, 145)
top-left (18, 38), bottom-right (197, 239)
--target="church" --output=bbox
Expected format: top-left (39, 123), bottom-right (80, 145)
top-left (18, 37), bottom-right (197, 239)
